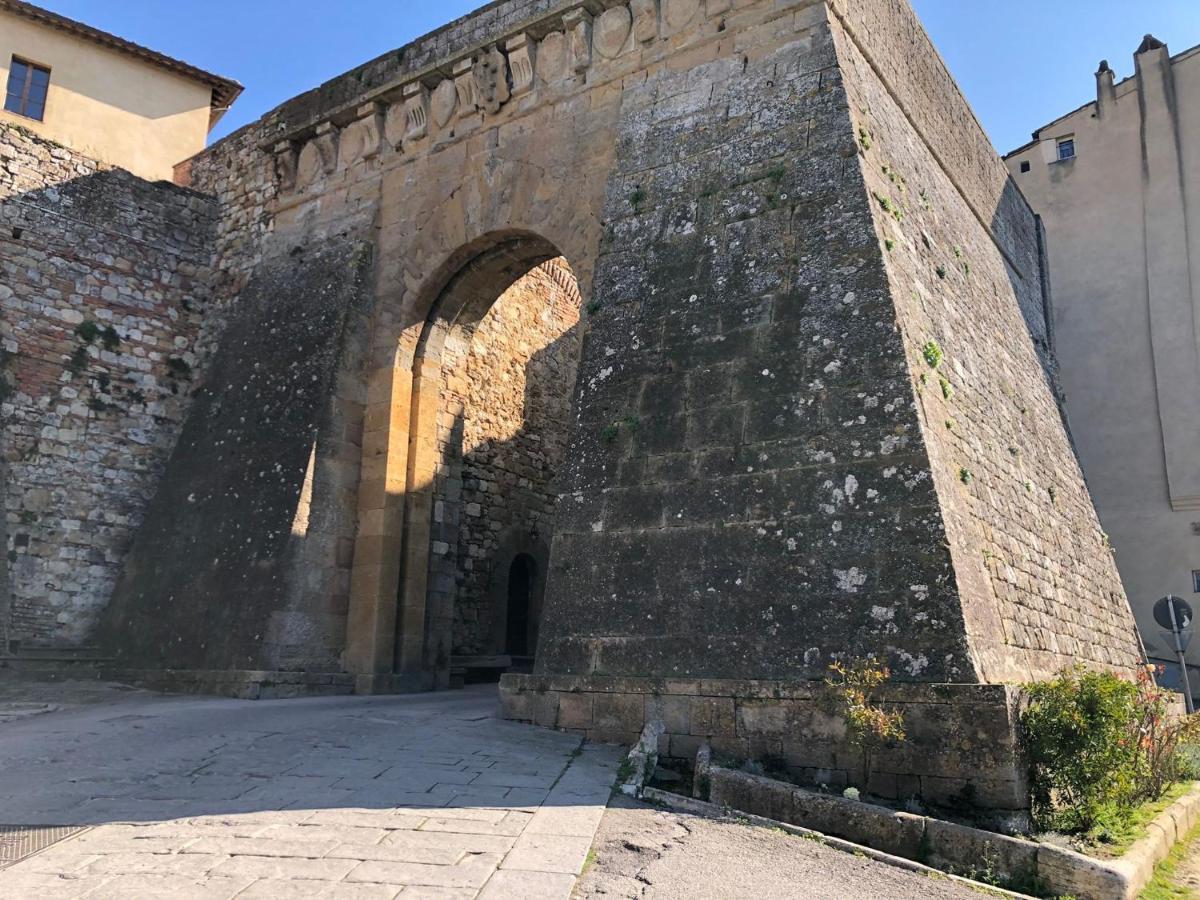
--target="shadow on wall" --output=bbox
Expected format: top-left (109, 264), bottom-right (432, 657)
top-left (0, 162), bottom-right (216, 658)
top-left (91, 237), bottom-right (377, 673)
top-left (85, 235), bottom-right (588, 683)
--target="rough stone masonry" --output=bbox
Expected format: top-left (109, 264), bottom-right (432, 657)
top-left (1, 0), bottom-right (1145, 815)
top-left (0, 124), bottom-right (216, 652)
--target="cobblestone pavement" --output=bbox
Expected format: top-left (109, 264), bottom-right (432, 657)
top-left (0, 683), bottom-right (619, 899)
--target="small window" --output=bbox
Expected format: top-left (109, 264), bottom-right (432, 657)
top-left (1019, 160), bottom-right (1031, 173)
top-left (5, 57), bottom-right (50, 121)
top-left (1056, 137), bottom-right (1076, 161)
top-left (1193, 570), bottom-right (1200, 592)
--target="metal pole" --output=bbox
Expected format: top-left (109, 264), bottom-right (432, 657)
top-left (1168, 595), bottom-right (1195, 714)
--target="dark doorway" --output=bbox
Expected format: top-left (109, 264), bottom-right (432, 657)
top-left (506, 553), bottom-right (536, 657)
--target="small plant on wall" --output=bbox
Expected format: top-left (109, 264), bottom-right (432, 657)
top-left (826, 656), bottom-right (907, 791)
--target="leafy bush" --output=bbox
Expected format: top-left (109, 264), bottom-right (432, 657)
top-left (1131, 667), bottom-right (1200, 799)
top-left (1021, 665), bottom-right (1200, 833)
top-left (826, 657), bottom-right (906, 789)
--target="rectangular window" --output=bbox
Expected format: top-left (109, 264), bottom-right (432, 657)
top-left (1194, 570), bottom-right (1200, 592)
top-left (5, 57), bottom-right (50, 121)
top-left (1056, 137), bottom-right (1076, 161)
top-left (1019, 160), bottom-right (1031, 173)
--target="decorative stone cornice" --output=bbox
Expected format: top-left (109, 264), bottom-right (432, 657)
top-left (269, 0), bottom-right (752, 194)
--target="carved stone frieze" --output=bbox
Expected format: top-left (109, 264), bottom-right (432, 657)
top-left (566, 9), bottom-right (595, 73)
top-left (663, 0), bottom-right (702, 33)
top-left (564, 10), bottom-right (593, 74)
top-left (403, 83), bottom-right (430, 142)
top-left (537, 31), bottom-right (567, 85)
top-left (473, 46), bottom-right (511, 114)
top-left (594, 6), bottom-right (633, 60)
top-left (506, 34), bottom-right (536, 96)
top-left (566, 9), bottom-right (595, 74)
top-left (453, 58), bottom-right (477, 118)
top-left (431, 79), bottom-right (459, 129)
top-left (339, 103), bottom-right (384, 170)
top-left (383, 103), bottom-right (407, 148)
top-left (295, 123), bottom-right (338, 189)
top-left (630, 0), bottom-right (660, 44)
top-left (272, 141), bottom-right (297, 191)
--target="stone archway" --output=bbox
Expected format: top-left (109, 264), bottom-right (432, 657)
top-left (345, 233), bottom-right (585, 692)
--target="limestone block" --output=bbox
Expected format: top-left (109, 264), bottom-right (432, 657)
top-left (593, 692), bottom-right (644, 734)
top-left (594, 6), bottom-right (633, 60)
top-left (558, 692), bottom-right (594, 729)
top-left (924, 819), bottom-right (1040, 888)
top-left (505, 34), bottom-right (536, 97)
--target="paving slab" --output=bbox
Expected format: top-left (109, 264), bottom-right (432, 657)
top-left (0, 683), bottom-right (622, 899)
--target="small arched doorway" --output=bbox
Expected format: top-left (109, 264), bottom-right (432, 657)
top-left (506, 553), bottom-right (537, 660)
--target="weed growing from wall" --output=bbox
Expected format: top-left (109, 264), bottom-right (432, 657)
top-left (825, 657), bottom-right (906, 790)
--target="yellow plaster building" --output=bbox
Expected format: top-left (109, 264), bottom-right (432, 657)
top-left (0, 0), bottom-right (240, 181)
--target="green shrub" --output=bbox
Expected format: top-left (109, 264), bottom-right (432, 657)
top-left (1021, 666), bottom-right (1200, 834)
top-left (1022, 667), bottom-right (1142, 831)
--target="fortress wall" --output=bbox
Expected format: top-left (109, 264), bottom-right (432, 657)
top-left (829, 7), bottom-right (1143, 681)
top-left (0, 123), bottom-right (215, 649)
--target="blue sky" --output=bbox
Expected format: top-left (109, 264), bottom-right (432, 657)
top-left (29, 1), bottom-right (1200, 154)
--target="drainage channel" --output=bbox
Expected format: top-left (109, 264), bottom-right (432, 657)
top-left (0, 825), bottom-right (88, 869)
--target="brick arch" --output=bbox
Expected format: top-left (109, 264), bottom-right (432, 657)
top-left (345, 231), bottom-right (585, 691)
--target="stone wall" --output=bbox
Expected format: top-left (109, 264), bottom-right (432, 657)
top-left (536, 1), bottom-right (985, 682)
top-left (501, 672), bottom-right (1027, 812)
top-left (81, 0), bottom-right (1143, 751)
top-left (443, 260), bottom-right (582, 656)
top-left (0, 123), bottom-right (216, 650)
top-left (828, 7), bottom-right (1143, 680)
top-left (826, 0), bottom-right (1052, 358)
top-left (174, 125), bottom-right (277, 366)
top-left (98, 238), bottom-right (374, 672)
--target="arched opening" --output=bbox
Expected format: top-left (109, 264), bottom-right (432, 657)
top-left (367, 233), bottom-right (583, 690)
top-left (506, 553), bottom-right (537, 660)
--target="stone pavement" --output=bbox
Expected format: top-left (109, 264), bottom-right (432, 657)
top-left (0, 683), bottom-right (620, 898)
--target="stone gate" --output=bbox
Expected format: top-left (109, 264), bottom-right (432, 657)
top-left (19, 0), bottom-right (1144, 814)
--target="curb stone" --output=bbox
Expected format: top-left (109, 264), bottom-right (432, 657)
top-left (696, 765), bottom-right (1200, 899)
